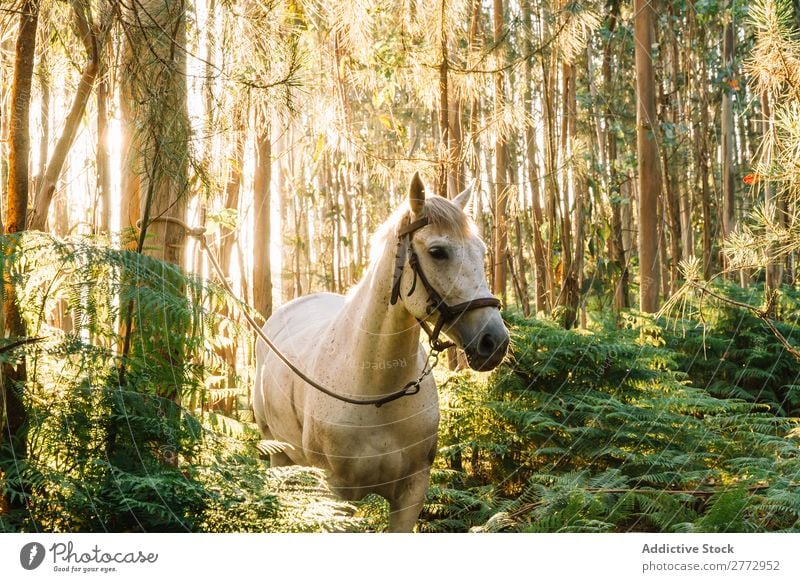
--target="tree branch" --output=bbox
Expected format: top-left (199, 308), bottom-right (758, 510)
top-left (687, 280), bottom-right (800, 362)
top-left (28, 1), bottom-right (118, 232)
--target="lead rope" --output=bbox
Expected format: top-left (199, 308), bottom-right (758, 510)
top-left (139, 217), bottom-right (438, 407)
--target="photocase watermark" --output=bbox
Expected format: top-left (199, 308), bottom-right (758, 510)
top-left (356, 358), bottom-right (408, 370)
top-left (18, 540), bottom-right (158, 575)
top-left (20, 542), bottom-right (46, 570)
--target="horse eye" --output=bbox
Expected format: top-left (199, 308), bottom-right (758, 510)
top-left (428, 247), bottom-right (448, 260)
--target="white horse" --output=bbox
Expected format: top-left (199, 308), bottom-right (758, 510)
top-left (253, 173), bottom-right (509, 532)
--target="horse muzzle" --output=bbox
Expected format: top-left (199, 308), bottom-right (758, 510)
top-left (458, 318), bottom-right (510, 372)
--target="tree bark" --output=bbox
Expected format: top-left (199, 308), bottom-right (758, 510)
top-left (438, 0), bottom-right (450, 198)
top-left (523, 0), bottom-right (549, 314)
top-left (35, 24), bottom-right (49, 193)
top-left (602, 1), bottom-right (629, 310)
top-left (659, 91), bottom-right (682, 293)
top-left (539, 2), bottom-right (559, 309)
top-left (96, 38), bottom-right (112, 233)
top-left (492, 0), bottom-right (508, 302)
top-left (2, 0), bottom-right (39, 512)
top-left (558, 61), bottom-right (579, 328)
top-left (253, 125), bottom-right (273, 320)
top-left (695, 21), bottom-right (714, 280)
top-left (219, 112), bottom-right (246, 276)
top-left (448, 96), bottom-right (464, 196)
top-left (514, 215), bottom-right (531, 316)
top-left (720, 11), bottom-right (736, 273)
top-left (339, 164), bottom-right (356, 286)
top-left (634, 0), bottom-right (662, 313)
top-left (119, 0), bottom-right (190, 412)
top-left (762, 91), bottom-right (783, 294)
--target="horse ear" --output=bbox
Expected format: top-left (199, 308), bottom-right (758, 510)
top-left (452, 180), bottom-right (475, 211)
top-left (409, 171), bottom-right (425, 215)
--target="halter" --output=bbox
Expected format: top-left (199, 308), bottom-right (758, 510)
top-left (390, 215), bottom-right (502, 352)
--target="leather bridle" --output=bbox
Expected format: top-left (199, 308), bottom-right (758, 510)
top-left (390, 215), bottom-right (502, 352)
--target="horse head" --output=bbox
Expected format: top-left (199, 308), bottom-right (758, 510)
top-left (394, 172), bottom-right (510, 372)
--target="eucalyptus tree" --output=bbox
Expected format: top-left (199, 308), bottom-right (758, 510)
top-left (492, 0), bottom-right (509, 301)
top-left (117, 0), bottom-right (191, 409)
top-left (634, 0), bottom-right (662, 313)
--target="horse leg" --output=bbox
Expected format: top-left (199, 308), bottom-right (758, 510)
top-left (269, 451), bottom-right (294, 467)
top-left (387, 471), bottom-right (430, 533)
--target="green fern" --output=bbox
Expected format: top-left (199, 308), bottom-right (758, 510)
top-left (433, 310), bottom-right (800, 533)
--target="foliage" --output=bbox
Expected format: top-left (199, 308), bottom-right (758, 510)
top-left (727, 0), bottom-right (800, 271)
top-left (0, 233), bottom-right (365, 533)
top-left (431, 312), bottom-right (800, 532)
top-left (1, 234), bottom-right (799, 533)
top-left (661, 281), bottom-right (800, 415)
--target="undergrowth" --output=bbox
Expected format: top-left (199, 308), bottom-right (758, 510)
top-left (427, 292), bottom-right (800, 533)
top-left (2, 233), bottom-right (798, 533)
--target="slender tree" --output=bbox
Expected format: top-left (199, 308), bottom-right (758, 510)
top-left (118, 0), bottom-right (190, 411)
top-left (492, 0), bottom-right (508, 302)
top-left (602, 2), bottom-right (629, 310)
top-left (254, 123), bottom-right (273, 320)
top-left (438, 0), bottom-right (451, 198)
top-left (721, 7), bottom-right (737, 272)
top-left (634, 0), bottom-right (662, 312)
top-left (2, 0), bottom-right (39, 512)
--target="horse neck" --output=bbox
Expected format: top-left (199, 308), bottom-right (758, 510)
top-left (333, 232), bottom-right (423, 389)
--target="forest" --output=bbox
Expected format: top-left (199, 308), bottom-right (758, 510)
top-left (0, 0), bottom-right (799, 533)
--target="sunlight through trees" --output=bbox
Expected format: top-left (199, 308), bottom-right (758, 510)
top-left (1, 0), bottom-right (799, 532)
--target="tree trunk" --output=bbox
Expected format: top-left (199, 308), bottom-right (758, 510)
top-left (492, 0), bottom-right (508, 302)
top-left (36, 24), bottom-right (49, 193)
top-left (275, 121), bottom-right (293, 303)
top-left (572, 168), bottom-right (586, 327)
top-left (253, 125), bottom-right (273, 320)
top-left (558, 61), bottom-right (578, 328)
top-left (539, 5), bottom-right (559, 309)
top-left (96, 38), bottom-right (112, 233)
top-left (634, 0), bottom-right (662, 313)
top-left (655, 16), bottom-right (683, 295)
top-left (467, 0), bottom-right (483, 245)
top-left (721, 11), bottom-right (736, 273)
top-left (523, 0), bottom-right (549, 314)
top-left (128, 1), bottom-right (189, 265)
top-left (213, 109), bottom-right (246, 414)
top-left (438, 0), bottom-right (450, 198)
top-left (762, 91), bottom-right (783, 294)
top-left (514, 216), bottom-right (531, 316)
top-left (602, 1), bottom-right (629, 311)
top-left (448, 96), bottom-right (464, 196)
top-left (680, 9), bottom-right (695, 265)
top-left (119, 0), bottom-right (190, 410)
top-left (660, 115), bottom-right (682, 295)
top-left (2, 0), bottom-right (39, 513)
top-left (339, 165), bottom-right (357, 286)
top-left (695, 22), bottom-right (714, 280)
top-left (219, 112), bottom-right (245, 276)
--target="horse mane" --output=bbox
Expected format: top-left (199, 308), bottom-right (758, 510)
top-left (368, 196), bottom-right (475, 267)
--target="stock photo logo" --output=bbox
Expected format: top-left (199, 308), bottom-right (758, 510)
top-left (17, 541), bottom-right (159, 575)
top-left (20, 542), bottom-right (46, 571)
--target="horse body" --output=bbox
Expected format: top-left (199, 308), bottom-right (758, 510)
top-left (254, 287), bottom-right (439, 526)
top-left (253, 174), bottom-right (508, 531)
